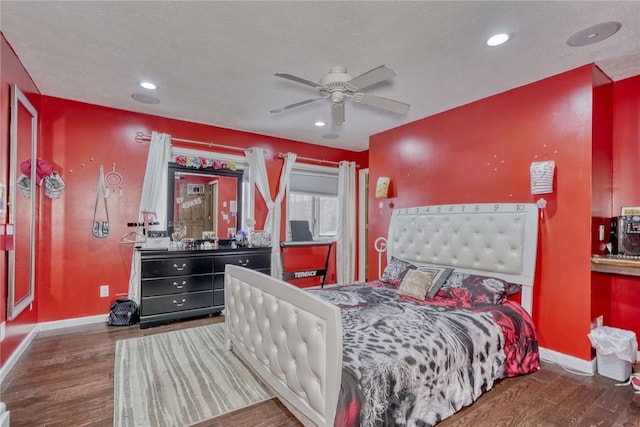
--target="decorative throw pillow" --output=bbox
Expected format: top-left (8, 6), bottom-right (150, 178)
top-left (398, 269), bottom-right (436, 300)
top-left (436, 272), bottom-right (519, 304)
top-left (416, 265), bottom-right (454, 298)
top-left (380, 256), bottom-right (416, 287)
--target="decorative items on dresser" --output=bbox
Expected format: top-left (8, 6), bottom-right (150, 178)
top-left (138, 247), bottom-right (270, 328)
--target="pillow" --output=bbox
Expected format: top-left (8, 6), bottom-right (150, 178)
top-left (416, 265), bottom-right (454, 298)
top-left (507, 283), bottom-right (522, 296)
top-left (505, 282), bottom-right (522, 296)
top-left (380, 256), bottom-right (416, 287)
top-left (436, 272), bottom-right (520, 304)
top-left (398, 269), bottom-right (436, 300)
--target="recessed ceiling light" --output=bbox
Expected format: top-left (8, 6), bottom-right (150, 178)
top-left (567, 21), bottom-right (621, 47)
top-left (131, 93), bottom-right (160, 104)
top-left (486, 33), bottom-right (510, 47)
top-left (139, 81), bottom-right (157, 90)
top-left (314, 121), bottom-right (326, 127)
top-left (321, 133), bottom-right (340, 140)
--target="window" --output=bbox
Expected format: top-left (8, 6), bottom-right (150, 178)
top-left (288, 167), bottom-right (339, 239)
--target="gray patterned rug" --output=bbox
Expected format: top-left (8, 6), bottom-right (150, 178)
top-left (114, 323), bottom-right (274, 427)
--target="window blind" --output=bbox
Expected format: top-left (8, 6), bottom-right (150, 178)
top-left (289, 170), bottom-right (338, 196)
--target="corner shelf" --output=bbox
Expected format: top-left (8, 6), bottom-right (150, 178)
top-left (591, 255), bottom-right (640, 277)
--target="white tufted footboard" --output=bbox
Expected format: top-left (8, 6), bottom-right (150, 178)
top-left (224, 265), bottom-right (343, 427)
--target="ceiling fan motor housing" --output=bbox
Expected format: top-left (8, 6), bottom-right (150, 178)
top-left (320, 66), bottom-right (353, 103)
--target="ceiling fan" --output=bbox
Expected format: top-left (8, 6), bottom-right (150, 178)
top-left (270, 65), bottom-right (410, 126)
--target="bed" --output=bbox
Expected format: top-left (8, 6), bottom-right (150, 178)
top-left (224, 203), bottom-right (539, 426)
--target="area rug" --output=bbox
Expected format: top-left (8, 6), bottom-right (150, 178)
top-left (114, 323), bottom-right (274, 427)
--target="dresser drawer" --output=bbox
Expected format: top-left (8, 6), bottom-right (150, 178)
top-left (141, 290), bottom-right (213, 316)
top-left (213, 289), bottom-right (224, 307)
top-left (142, 256), bottom-right (213, 278)
top-left (141, 274), bottom-right (213, 297)
top-left (213, 253), bottom-right (270, 271)
top-left (213, 267), bottom-right (270, 290)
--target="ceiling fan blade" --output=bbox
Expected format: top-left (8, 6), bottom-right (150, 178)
top-left (274, 73), bottom-right (321, 88)
top-left (332, 102), bottom-right (345, 126)
top-left (354, 93), bottom-right (410, 114)
top-left (270, 97), bottom-right (324, 114)
top-left (348, 65), bottom-right (397, 91)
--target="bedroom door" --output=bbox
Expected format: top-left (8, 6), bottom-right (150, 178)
top-left (177, 182), bottom-right (210, 238)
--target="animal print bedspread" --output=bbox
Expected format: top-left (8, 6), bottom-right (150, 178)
top-left (309, 282), bottom-right (539, 427)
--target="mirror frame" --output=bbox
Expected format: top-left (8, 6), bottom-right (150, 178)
top-left (8, 84), bottom-right (38, 320)
top-left (167, 162), bottom-right (244, 242)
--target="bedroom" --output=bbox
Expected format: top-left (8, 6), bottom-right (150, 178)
top-left (1, 1), bottom-right (640, 426)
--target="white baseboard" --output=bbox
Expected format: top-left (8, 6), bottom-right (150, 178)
top-left (0, 325), bottom-right (38, 385)
top-left (0, 314), bottom-right (107, 385)
top-left (539, 346), bottom-right (596, 375)
top-left (37, 314), bottom-right (107, 332)
top-left (0, 406), bottom-right (9, 427)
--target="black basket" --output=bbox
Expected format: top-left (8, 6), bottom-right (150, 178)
top-left (107, 299), bottom-right (139, 326)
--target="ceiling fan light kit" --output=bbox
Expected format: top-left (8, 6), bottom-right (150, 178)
top-left (271, 65), bottom-right (410, 126)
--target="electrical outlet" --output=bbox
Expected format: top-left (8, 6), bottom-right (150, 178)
top-left (100, 284), bottom-right (109, 298)
top-left (0, 322), bottom-right (5, 342)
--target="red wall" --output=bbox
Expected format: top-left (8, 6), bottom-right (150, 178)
top-left (217, 175), bottom-right (239, 239)
top-left (35, 94), bottom-right (364, 312)
top-left (590, 67), bottom-right (614, 337)
top-left (610, 75), bottom-right (640, 337)
top-left (1, 34), bottom-right (40, 366)
top-left (369, 66), bottom-right (597, 360)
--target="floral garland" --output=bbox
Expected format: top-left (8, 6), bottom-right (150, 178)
top-left (175, 155), bottom-right (237, 171)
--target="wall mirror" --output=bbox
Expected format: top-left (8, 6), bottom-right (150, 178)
top-left (8, 84), bottom-right (38, 320)
top-left (167, 162), bottom-right (243, 242)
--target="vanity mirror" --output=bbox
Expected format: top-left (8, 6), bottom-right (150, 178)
top-left (167, 162), bottom-right (243, 242)
top-left (8, 84), bottom-right (38, 320)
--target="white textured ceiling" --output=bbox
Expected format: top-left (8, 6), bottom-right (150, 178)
top-left (1, 1), bottom-right (639, 152)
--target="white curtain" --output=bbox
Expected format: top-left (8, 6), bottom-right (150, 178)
top-left (128, 132), bottom-right (172, 302)
top-left (336, 161), bottom-right (357, 285)
top-left (244, 148), bottom-right (296, 279)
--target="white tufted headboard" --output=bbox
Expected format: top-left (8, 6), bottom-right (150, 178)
top-left (387, 203), bottom-right (539, 314)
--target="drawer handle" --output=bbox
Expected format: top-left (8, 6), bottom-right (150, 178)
top-left (172, 298), bottom-right (186, 307)
top-left (173, 280), bottom-right (187, 289)
top-left (238, 259), bottom-right (250, 267)
top-left (173, 263), bottom-right (187, 271)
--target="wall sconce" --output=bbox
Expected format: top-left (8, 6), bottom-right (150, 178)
top-left (375, 176), bottom-right (390, 208)
top-left (530, 160), bottom-right (555, 209)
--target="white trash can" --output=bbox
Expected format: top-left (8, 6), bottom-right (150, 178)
top-left (588, 326), bottom-right (638, 382)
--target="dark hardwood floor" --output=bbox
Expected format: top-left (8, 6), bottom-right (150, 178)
top-left (1, 315), bottom-right (639, 426)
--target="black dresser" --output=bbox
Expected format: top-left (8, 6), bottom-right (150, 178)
top-left (138, 247), bottom-right (271, 328)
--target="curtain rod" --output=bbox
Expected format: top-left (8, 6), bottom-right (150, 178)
top-left (135, 131), bottom-right (246, 153)
top-left (136, 132), bottom-right (355, 166)
top-left (276, 152), bottom-right (342, 167)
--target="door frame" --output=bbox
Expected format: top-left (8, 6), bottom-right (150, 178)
top-left (358, 168), bottom-right (369, 282)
